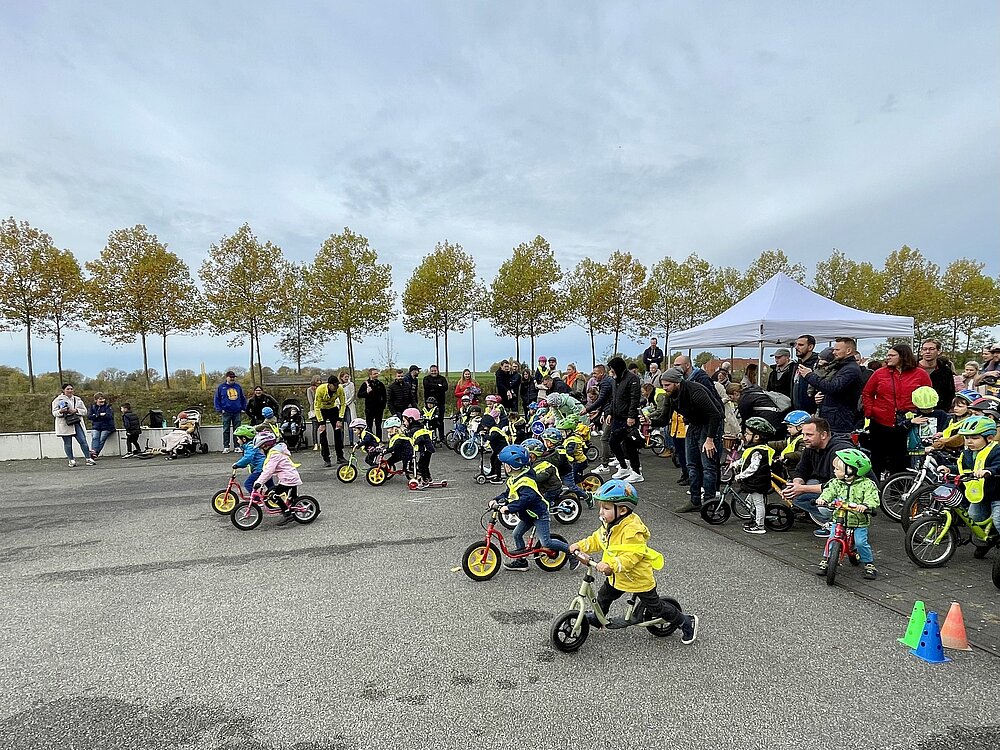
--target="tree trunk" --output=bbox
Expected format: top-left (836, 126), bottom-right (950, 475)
top-left (588, 323), bottom-right (596, 370)
top-left (434, 331), bottom-right (440, 365)
top-left (613, 327), bottom-right (620, 357)
top-left (248, 324), bottom-right (256, 386)
top-left (140, 332), bottom-right (150, 390)
top-left (443, 311), bottom-right (450, 374)
top-left (162, 330), bottom-right (171, 389)
top-left (514, 337), bottom-right (520, 363)
top-left (346, 328), bottom-right (355, 375)
top-left (26, 320), bottom-right (35, 393)
top-left (55, 320), bottom-right (65, 388)
top-left (254, 322), bottom-right (263, 386)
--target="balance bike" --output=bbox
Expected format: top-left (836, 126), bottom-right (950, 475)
top-left (460, 507), bottom-right (569, 580)
top-left (231, 487), bottom-right (321, 531)
top-left (337, 447), bottom-right (363, 483)
top-left (366, 455), bottom-right (411, 486)
top-left (549, 552), bottom-right (682, 652)
top-left (821, 501), bottom-right (864, 585)
top-left (494, 490), bottom-right (581, 528)
top-left (212, 470), bottom-right (248, 515)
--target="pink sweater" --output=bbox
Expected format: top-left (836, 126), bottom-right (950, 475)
top-left (257, 446), bottom-right (302, 486)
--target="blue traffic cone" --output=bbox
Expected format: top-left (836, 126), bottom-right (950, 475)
top-left (910, 611), bottom-right (951, 664)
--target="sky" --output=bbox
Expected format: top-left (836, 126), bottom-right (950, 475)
top-left (2, 1), bottom-right (998, 379)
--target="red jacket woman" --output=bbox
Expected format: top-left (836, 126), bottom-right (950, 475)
top-left (454, 370), bottom-right (481, 405)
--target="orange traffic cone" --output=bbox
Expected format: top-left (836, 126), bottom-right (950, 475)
top-left (940, 601), bottom-right (972, 651)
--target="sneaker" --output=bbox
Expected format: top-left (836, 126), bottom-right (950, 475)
top-left (679, 614), bottom-right (699, 644)
top-left (503, 558), bottom-right (529, 571)
top-left (488, 477), bottom-right (504, 485)
top-left (816, 560), bottom-right (829, 575)
top-left (312, 444), bottom-right (319, 451)
top-left (337, 458), bottom-right (348, 465)
top-left (89, 450), bottom-right (97, 460)
top-left (277, 513), bottom-right (295, 526)
top-left (863, 564), bottom-right (877, 580)
top-left (85, 458), bottom-right (96, 466)
top-left (612, 467), bottom-right (631, 479)
top-left (568, 555), bottom-right (581, 571)
top-left (813, 524), bottom-right (832, 538)
top-left (743, 523), bottom-right (766, 535)
top-left (608, 459), bottom-right (620, 469)
top-left (121, 453), bottom-right (131, 459)
top-left (676, 476), bottom-right (690, 485)
top-left (323, 459), bottom-right (332, 468)
top-left (625, 471), bottom-right (644, 483)
top-left (585, 612), bottom-right (604, 629)
top-left (592, 464), bottom-right (610, 473)
top-left (973, 537), bottom-right (996, 559)
top-left (67, 459), bottom-right (76, 468)
top-left (222, 447), bottom-right (232, 454)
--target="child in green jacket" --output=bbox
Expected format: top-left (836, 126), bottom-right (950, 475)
top-left (815, 448), bottom-right (880, 580)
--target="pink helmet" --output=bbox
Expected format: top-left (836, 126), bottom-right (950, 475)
top-left (538, 398), bottom-right (548, 408)
top-left (486, 394), bottom-right (501, 404)
top-left (402, 408), bottom-right (422, 421)
top-left (538, 356), bottom-right (546, 363)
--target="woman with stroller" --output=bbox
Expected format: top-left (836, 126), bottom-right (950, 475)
top-left (246, 386), bottom-right (279, 426)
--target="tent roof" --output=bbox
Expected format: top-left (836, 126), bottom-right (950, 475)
top-left (669, 272), bottom-right (914, 349)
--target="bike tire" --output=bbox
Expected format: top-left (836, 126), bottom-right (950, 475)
top-left (993, 553), bottom-right (1000, 590)
top-left (646, 597), bottom-right (682, 638)
top-left (366, 466), bottom-right (388, 486)
top-left (763, 504), bottom-right (793, 532)
top-left (650, 435), bottom-right (665, 456)
top-left (553, 496), bottom-right (581, 525)
top-left (459, 439), bottom-right (480, 460)
top-left (584, 445), bottom-right (599, 462)
top-left (900, 488), bottom-right (936, 531)
top-left (460, 541), bottom-right (502, 581)
top-left (444, 430), bottom-right (458, 450)
top-left (699, 497), bottom-right (731, 525)
top-left (905, 516), bottom-right (957, 568)
top-left (337, 464), bottom-right (358, 483)
top-left (499, 509), bottom-right (519, 530)
top-left (212, 489), bottom-right (239, 516)
top-left (231, 502), bottom-right (262, 531)
top-left (534, 533), bottom-right (569, 571)
top-left (726, 489), bottom-right (753, 522)
top-left (879, 471), bottom-right (917, 522)
top-left (825, 538), bottom-right (843, 586)
top-left (550, 610), bottom-right (590, 652)
top-left (291, 495), bottom-right (320, 524)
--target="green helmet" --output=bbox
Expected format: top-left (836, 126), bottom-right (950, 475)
top-left (234, 425), bottom-right (256, 440)
top-left (957, 415), bottom-right (997, 437)
top-left (555, 415), bottom-right (579, 430)
top-left (744, 416), bottom-right (776, 436)
top-left (834, 448), bottom-right (872, 477)
top-left (522, 438), bottom-right (545, 456)
top-left (911, 386), bottom-right (939, 410)
top-left (383, 416), bottom-right (402, 430)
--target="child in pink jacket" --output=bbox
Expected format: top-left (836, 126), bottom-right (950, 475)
top-left (255, 443), bottom-right (303, 525)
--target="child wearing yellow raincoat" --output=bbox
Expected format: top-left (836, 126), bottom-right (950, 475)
top-left (569, 479), bottom-right (699, 644)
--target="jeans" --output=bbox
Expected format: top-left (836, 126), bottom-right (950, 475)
top-left (61, 423), bottom-right (90, 459)
top-left (851, 525), bottom-right (874, 564)
top-left (512, 512), bottom-right (570, 557)
top-left (90, 429), bottom-right (114, 456)
top-left (342, 407), bottom-right (354, 446)
top-left (685, 423), bottom-right (719, 505)
top-left (221, 412), bottom-right (242, 449)
top-left (968, 499), bottom-right (1000, 530)
top-left (791, 480), bottom-right (832, 525)
top-left (600, 425), bottom-right (612, 465)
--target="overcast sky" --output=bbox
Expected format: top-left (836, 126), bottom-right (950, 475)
top-left (2, 1), bottom-right (998, 379)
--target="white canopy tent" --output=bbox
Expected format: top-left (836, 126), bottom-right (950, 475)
top-left (667, 272), bottom-right (914, 381)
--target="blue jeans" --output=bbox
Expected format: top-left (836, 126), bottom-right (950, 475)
top-left (852, 525), bottom-right (874, 564)
top-left (968, 499), bottom-right (1000, 531)
top-left (90, 429), bottom-right (114, 456)
top-left (244, 470), bottom-right (273, 493)
top-left (685, 424), bottom-right (720, 505)
top-left (512, 512), bottom-right (570, 557)
top-left (221, 412), bottom-right (242, 449)
top-left (792, 480), bottom-right (832, 525)
top-left (61, 423), bottom-right (90, 459)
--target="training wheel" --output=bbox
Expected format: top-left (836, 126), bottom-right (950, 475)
top-left (408, 479), bottom-right (419, 490)
top-left (475, 474), bottom-right (487, 485)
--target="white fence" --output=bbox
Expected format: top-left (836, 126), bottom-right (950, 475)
top-left (0, 426), bottom-right (227, 460)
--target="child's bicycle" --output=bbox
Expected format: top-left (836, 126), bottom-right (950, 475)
top-left (903, 478), bottom-right (997, 568)
top-left (698, 480), bottom-right (794, 531)
top-left (230, 486), bottom-right (320, 531)
top-left (719, 437), bottom-right (742, 482)
top-left (638, 421), bottom-right (666, 456)
top-left (212, 470), bottom-right (281, 515)
top-left (549, 551), bottom-right (682, 652)
top-left (337, 445), bottom-right (369, 483)
top-left (459, 428), bottom-right (486, 460)
top-left (460, 507), bottom-right (569, 580)
top-left (820, 500), bottom-right (867, 586)
top-left (365, 452), bottom-right (412, 486)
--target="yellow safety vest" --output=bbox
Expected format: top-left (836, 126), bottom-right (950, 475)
top-left (506, 472), bottom-right (543, 517)
top-left (958, 441), bottom-right (997, 504)
top-left (741, 443), bottom-right (775, 467)
top-left (780, 435), bottom-right (802, 461)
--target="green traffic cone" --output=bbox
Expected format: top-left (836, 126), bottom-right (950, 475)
top-left (898, 600), bottom-right (926, 648)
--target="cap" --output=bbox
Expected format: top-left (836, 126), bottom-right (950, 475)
top-left (773, 348), bottom-right (791, 358)
top-left (818, 347), bottom-right (834, 361)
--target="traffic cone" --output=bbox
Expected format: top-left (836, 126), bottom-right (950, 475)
top-left (897, 600), bottom-right (926, 648)
top-left (940, 602), bottom-right (973, 651)
top-left (910, 611), bottom-right (951, 664)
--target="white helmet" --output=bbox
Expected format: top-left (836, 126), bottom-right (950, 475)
top-left (349, 418), bottom-right (366, 429)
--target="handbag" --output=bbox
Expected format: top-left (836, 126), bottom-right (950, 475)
top-left (63, 412), bottom-right (81, 426)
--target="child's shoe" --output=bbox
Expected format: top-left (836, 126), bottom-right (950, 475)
top-left (277, 512), bottom-right (295, 526)
top-left (813, 523), bottom-right (832, 538)
top-left (679, 614), bottom-right (699, 644)
top-left (863, 564), bottom-right (877, 580)
top-left (743, 522), bottom-right (766, 535)
top-left (503, 558), bottom-right (529, 571)
top-left (816, 559), bottom-right (829, 576)
top-left (585, 612), bottom-right (604, 629)
top-left (487, 476), bottom-right (504, 485)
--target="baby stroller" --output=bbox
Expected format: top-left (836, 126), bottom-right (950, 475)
top-left (280, 398), bottom-right (308, 450)
top-left (163, 407), bottom-right (209, 459)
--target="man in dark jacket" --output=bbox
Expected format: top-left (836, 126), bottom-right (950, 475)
top-left (781, 417), bottom-right (855, 533)
top-left (495, 360), bottom-right (519, 411)
top-left (386, 369), bottom-right (411, 417)
top-left (422, 364), bottom-right (449, 441)
top-left (738, 384), bottom-right (786, 434)
top-left (641, 337), bottom-right (664, 372)
top-left (589, 364), bottom-right (615, 472)
top-left (918, 339), bottom-right (956, 410)
top-left (403, 365), bottom-right (421, 408)
top-left (357, 368), bottom-right (388, 438)
top-left (799, 337), bottom-right (863, 433)
top-left (543, 375), bottom-right (570, 394)
top-left (606, 356), bottom-right (643, 482)
top-left (791, 335), bottom-right (819, 413)
top-left (766, 348), bottom-right (793, 397)
top-left (661, 367), bottom-right (724, 511)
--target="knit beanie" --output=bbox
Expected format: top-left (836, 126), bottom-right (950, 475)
top-left (661, 367), bottom-right (685, 383)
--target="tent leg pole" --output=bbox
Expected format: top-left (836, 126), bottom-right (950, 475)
top-left (758, 342), bottom-right (764, 386)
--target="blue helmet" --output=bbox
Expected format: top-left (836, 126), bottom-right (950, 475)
top-left (521, 438), bottom-right (545, 456)
top-left (956, 389), bottom-right (981, 405)
top-left (262, 406), bottom-right (275, 418)
top-left (783, 409), bottom-right (810, 427)
top-left (541, 427), bottom-right (563, 444)
top-left (593, 479), bottom-right (638, 507)
top-left (498, 444), bottom-right (530, 469)
top-left (528, 401), bottom-right (538, 411)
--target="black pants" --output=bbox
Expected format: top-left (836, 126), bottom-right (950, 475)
top-left (319, 408), bottom-right (345, 462)
top-left (610, 422), bottom-right (641, 473)
top-left (417, 452), bottom-right (432, 480)
top-left (126, 434), bottom-right (141, 454)
top-left (272, 483), bottom-right (298, 512)
top-left (868, 420), bottom-right (909, 478)
top-left (597, 580), bottom-right (684, 633)
top-left (365, 404), bottom-right (384, 439)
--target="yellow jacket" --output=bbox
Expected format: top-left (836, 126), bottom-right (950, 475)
top-left (574, 511), bottom-right (663, 592)
top-left (314, 383), bottom-right (346, 415)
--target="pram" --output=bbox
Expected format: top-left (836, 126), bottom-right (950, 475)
top-left (162, 407), bottom-right (209, 459)
top-left (279, 398), bottom-right (308, 450)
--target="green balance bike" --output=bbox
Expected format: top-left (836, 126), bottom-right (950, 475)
top-left (904, 481), bottom-right (997, 567)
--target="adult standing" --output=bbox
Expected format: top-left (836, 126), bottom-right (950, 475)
top-left (672, 355), bottom-right (724, 408)
top-left (495, 360), bottom-right (518, 411)
top-left (961, 361), bottom-right (981, 390)
top-left (659, 368), bottom-right (724, 511)
top-left (641, 337), bottom-right (664, 372)
top-left (605, 357), bottom-right (644, 483)
top-left (519, 364), bottom-right (537, 415)
top-left (53, 383), bottom-right (93, 467)
top-left (712, 365), bottom-right (732, 386)
top-left (765, 348), bottom-right (793, 397)
top-left (357, 368), bottom-right (387, 438)
top-left (87, 392), bottom-right (116, 459)
top-left (917, 339), bottom-right (956, 409)
top-left (246, 386), bottom-right (279, 425)
top-left (454, 369), bottom-right (481, 405)
top-left (780, 417), bottom-right (855, 533)
top-left (589, 364), bottom-right (615, 472)
top-left (306, 375), bottom-right (321, 450)
top-left (798, 337), bottom-right (863, 433)
top-left (339, 372), bottom-right (356, 447)
top-left (403, 365), bottom-right (421, 408)
top-left (741, 364), bottom-right (759, 388)
top-left (423, 364), bottom-right (449, 441)
top-left (314, 374), bottom-right (347, 467)
top-left (564, 362), bottom-right (586, 402)
top-left (976, 343), bottom-right (1000, 385)
top-left (791, 335), bottom-right (819, 413)
top-left (386, 369), bottom-right (411, 417)
top-left (861, 344), bottom-right (932, 478)
top-left (213, 370), bottom-right (246, 453)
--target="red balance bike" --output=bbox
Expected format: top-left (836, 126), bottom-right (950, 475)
top-left (461, 506), bottom-right (569, 580)
top-left (820, 500), bottom-right (866, 586)
top-left (231, 486), bottom-right (320, 531)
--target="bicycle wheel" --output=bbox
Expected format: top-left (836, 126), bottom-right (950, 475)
top-left (366, 466), bottom-right (387, 486)
top-left (699, 497), bottom-right (731, 525)
top-left (535, 533), bottom-right (569, 571)
top-left (498, 509), bottom-right (519, 529)
top-left (459, 439), bottom-right (480, 460)
top-left (211, 489), bottom-right (239, 515)
top-left (578, 473), bottom-right (602, 493)
top-left (825, 538), bottom-right (843, 586)
top-left (444, 429), bottom-right (458, 450)
top-left (726, 489), bottom-right (753, 522)
top-left (646, 597), bottom-right (682, 638)
top-left (461, 541), bottom-right (502, 581)
top-left (764, 504), bottom-right (793, 532)
top-left (231, 502), bottom-right (262, 531)
top-left (879, 472), bottom-right (918, 522)
top-left (585, 445), bottom-right (599, 462)
top-left (291, 495), bottom-right (320, 524)
top-left (550, 610), bottom-right (590, 652)
top-left (905, 515), bottom-right (957, 568)
top-left (993, 554), bottom-right (1000, 590)
top-left (337, 464), bottom-right (357, 483)
top-left (901, 488), bottom-right (936, 530)
top-left (553, 496), bottom-right (581, 525)
top-left (650, 435), bottom-right (665, 456)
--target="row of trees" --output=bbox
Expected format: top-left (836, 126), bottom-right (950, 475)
top-left (2, 214), bottom-right (998, 393)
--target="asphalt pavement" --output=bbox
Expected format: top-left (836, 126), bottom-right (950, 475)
top-left (1, 445), bottom-right (999, 750)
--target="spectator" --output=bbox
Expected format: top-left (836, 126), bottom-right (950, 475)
top-left (314, 374), bottom-right (347, 467)
top-left (741, 363), bottom-right (759, 388)
top-left (357, 368), bottom-right (388, 438)
top-left (546, 356), bottom-right (559, 379)
top-left (495, 360), bottom-right (518, 411)
top-left (214, 370), bottom-right (247, 453)
top-left (975, 343), bottom-right (1000, 385)
top-left (589, 364), bottom-right (615, 472)
top-left (672, 354), bottom-right (724, 408)
top-left (917, 339), bottom-right (956, 409)
top-left (605, 356), bottom-right (644, 483)
top-left (780, 417), bottom-right (855, 534)
top-left (564, 362), bottom-right (586, 402)
top-left (543, 374), bottom-right (570, 394)
top-left (712, 365), bottom-right (732, 386)
top-left (855, 352), bottom-right (875, 391)
top-left (723, 383), bottom-right (743, 438)
top-left (660, 367), bottom-right (724, 511)
top-left (454, 369), bottom-right (481, 405)
top-left (861, 343), bottom-right (932, 477)
top-left (87, 392), bottom-right (116, 459)
top-left (52, 383), bottom-right (93, 467)
top-left (642, 362), bottom-right (661, 387)
top-left (766, 348), bottom-right (793, 397)
top-left (799, 337), bottom-right (863, 433)
top-left (339, 371), bottom-right (356, 447)
top-left (791, 335), bottom-right (819, 413)
top-left (246, 385), bottom-right (279, 426)
top-left (518, 364), bottom-right (537, 415)
top-left (423, 364), bottom-right (449, 440)
top-left (961, 361), bottom-right (980, 389)
top-left (403, 365), bottom-right (421, 408)
top-left (641, 337), bottom-right (664, 371)
top-left (386, 369), bottom-right (411, 417)
top-left (737, 383), bottom-right (786, 434)
top-left (306, 375), bottom-right (321, 450)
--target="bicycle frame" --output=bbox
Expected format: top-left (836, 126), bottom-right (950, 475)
top-left (823, 507), bottom-right (857, 563)
top-left (224, 471), bottom-right (250, 503)
top-left (478, 511), bottom-right (560, 562)
top-left (247, 487), bottom-right (306, 516)
top-left (926, 505), bottom-right (994, 545)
